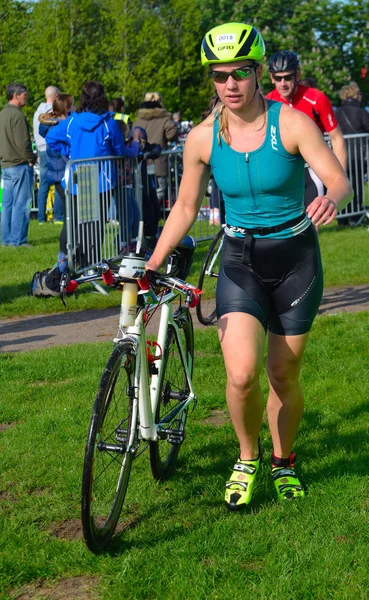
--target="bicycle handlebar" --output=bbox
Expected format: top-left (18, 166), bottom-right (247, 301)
top-left (60, 260), bottom-right (202, 307)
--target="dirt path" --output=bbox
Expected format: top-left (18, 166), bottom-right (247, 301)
top-left (1, 284), bottom-right (369, 353)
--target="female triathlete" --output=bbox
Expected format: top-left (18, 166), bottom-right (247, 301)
top-left (146, 23), bottom-right (353, 509)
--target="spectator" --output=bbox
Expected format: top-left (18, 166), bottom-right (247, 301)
top-left (172, 111), bottom-right (181, 126)
top-left (107, 98), bottom-right (132, 228)
top-left (335, 81), bottom-right (369, 225)
top-left (173, 111), bottom-right (193, 139)
top-left (109, 97), bottom-right (132, 138)
top-left (134, 92), bottom-right (177, 203)
top-left (46, 80), bottom-right (141, 266)
top-left (38, 94), bottom-right (73, 262)
top-left (0, 83), bottom-right (36, 247)
top-left (33, 86), bottom-right (61, 224)
top-left (266, 51), bottom-right (347, 209)
top-left (134, 126), bottom-right (162, 247)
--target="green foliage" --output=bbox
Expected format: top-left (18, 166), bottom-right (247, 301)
top-left (0, 1), bottom-right (368, 119)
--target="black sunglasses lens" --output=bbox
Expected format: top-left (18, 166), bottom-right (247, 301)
top-left (211, 67), bottom-right (252, 83)
top-left (274, 73), bottom-right (295, 82)
top-left (210, 71), bottom-right (226, 83)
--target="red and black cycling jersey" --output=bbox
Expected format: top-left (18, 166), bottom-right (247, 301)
top-left (266, 85), bottom-right (338, 134)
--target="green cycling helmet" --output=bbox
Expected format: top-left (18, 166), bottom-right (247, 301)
top-left (201, 22), bottom-right (265, 67)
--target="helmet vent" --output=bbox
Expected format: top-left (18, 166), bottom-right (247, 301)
top-left (209, 34), bottom-right (214, 48)
top-left (238, 29), bottom-right (247, 44)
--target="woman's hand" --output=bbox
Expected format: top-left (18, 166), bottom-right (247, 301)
top-left (307, 196), bottom-right (337, 227)
top-left (132, 127), bottom-right (142, 143)
top-left (145, 258), bottom-right (161, 272)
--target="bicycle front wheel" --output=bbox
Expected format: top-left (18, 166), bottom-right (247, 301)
top-left (196, 228), bottom-right (224, 326)
top-left (150, 310), bottom-right (194, 480)
top-left (81, 341), bottom-right (138, 553)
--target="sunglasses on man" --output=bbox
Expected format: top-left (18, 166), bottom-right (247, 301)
top-left (272, 73), bottom-right (296, 82)
top-left (209, 66), bottom-right (255, 84)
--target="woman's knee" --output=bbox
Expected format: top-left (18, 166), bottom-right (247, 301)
top-left (227, 363), bottom-right (261, 395)
top-left (267, 360), bottom-right (301, 394)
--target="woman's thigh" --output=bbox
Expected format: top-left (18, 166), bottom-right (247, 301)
top-left (218, 312), bottom-right (266, 387)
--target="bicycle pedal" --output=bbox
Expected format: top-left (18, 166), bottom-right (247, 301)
top-left (167, 429), bottom-right (186, 445)
top-left (116, 427), bottom-right (128, 444)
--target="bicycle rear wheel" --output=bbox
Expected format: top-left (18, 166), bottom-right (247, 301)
top-left (81, 341), bottom-right (138, 553)
top-left (196, 228), bottom-right (224, 326)
top-left (150, 309), bottom-right (194, 480)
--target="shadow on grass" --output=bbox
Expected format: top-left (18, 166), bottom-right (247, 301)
top-left (0, 282), bottom-right (32, 305)
top-left (295, 400), bottom-right (369, 482)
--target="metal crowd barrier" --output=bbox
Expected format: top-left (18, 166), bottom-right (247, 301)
top-left (337, 133), bottom-right (369, 225)
top-left (64, 156), bottom-right (142, 273)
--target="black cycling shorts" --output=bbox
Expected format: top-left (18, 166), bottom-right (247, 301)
top-left (216, 224), bottom-right (324, 336)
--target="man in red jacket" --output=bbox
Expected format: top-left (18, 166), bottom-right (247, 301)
top-left (266, 51), bottom-right (347, 207)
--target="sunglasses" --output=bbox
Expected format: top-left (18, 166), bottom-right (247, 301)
top-left (272, 73), bottom-right (296, 82)
top-left (209, 66), bottom-right (254, 84)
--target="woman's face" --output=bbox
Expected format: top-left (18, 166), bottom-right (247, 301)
top-left (210, 60), bottom-right (261, 111)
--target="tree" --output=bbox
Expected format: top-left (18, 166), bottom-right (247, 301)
top-left (0, 0), bottom-right (368, 120)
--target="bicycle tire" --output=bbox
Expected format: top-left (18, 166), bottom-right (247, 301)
top-left (81, 341), bottom-right (138, 553)
top-left (150, 309), bottom-right (194, 480)
top-left (196, 228), bottom-right (224, 326)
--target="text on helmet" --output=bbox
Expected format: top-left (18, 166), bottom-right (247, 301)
top-left (216, 34), bottom-right (236, 43)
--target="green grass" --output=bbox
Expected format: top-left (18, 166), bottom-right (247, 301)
top-left (1, 313), bottom-right (369, 599)
top-left (1, 219), bottom-right (368, 319)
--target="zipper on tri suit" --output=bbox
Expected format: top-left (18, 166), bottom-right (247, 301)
top-left (245, 153), bottom-right (257, 210)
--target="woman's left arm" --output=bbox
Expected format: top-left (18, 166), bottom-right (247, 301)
top-left (46, 118), bottom-right (71, 157)
top-left (285, 109), bottom-right (354, 226)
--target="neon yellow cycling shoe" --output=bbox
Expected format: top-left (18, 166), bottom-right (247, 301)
top-left (225, 454), bottom-right (261, 511)
top-left (271, 452), bottom-right (305, 501)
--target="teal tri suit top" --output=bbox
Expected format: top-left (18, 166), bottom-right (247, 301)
top-left (210, 99), bottom-right (310, 238)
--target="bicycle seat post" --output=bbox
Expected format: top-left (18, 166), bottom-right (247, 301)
top-left (117, 253), bottom-right (146, 330)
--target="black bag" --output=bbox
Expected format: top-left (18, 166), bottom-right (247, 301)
top-left (30, 265), bottom-right (64, 297)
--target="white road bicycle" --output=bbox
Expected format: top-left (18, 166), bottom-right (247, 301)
top-left (65, 242), bottom-right (200, 553)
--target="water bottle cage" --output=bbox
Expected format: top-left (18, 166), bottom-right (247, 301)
top-left (146, 340), bottom-right (162, 364)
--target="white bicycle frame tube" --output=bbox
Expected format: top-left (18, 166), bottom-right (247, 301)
top-left (121, 286), bottom-right (196, 442)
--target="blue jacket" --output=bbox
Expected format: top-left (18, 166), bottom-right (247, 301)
top-left (46, 111), bottom-right (139, 192)
top-left (39, 118), bottom-right (69, 184)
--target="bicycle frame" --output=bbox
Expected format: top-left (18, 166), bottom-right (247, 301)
top-left (205, 229), bottom-right (224, 277)
top-left (115, 284), bottom-right (196, 447)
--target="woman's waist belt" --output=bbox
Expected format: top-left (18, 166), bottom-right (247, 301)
top-left (226, 213), bottom-right (307, 267)
top-left (226, 213), bottom-right (306, 238)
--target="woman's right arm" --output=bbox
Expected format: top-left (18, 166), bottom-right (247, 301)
top-left (146, 126), bottom-right (211, 271)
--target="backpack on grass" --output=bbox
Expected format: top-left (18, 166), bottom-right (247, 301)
top-left (30, 265), bottom-right (67, 298)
